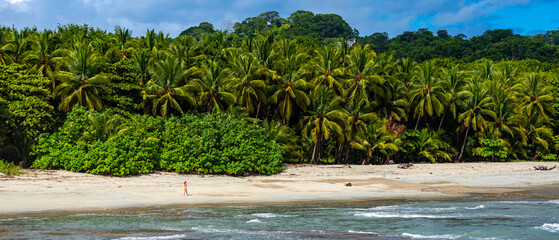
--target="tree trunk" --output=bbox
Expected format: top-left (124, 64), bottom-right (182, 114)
top-left (362, 154), bottom-right (371, 165)
top-left (344, 145), bottom-right (351, 164)
top-left (531, 140), bottom-right (537, 161)
top-left (302, 145), bottom-right (313, 162)
top-left (317, 137), bottom-right (322, 162)
top-left (438, 110), bottom-right (446, 131)
top-left (273, 104), bottom-right (280, 122)
top-left (256, 100), bottom-right (262, 118)
top-left (335, 141), bottom-right (343, 164)
top-left (458, 126), bottom-right (470, 160)
top-left (414, 114), bottom-right (421, 130)
top-left (310, 141), bottom-right (318, 165)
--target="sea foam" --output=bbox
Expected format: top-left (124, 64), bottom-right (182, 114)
top-left (536, 223), bottom-right (559, 233)
top-left (246, 219), bottom-right (263, 223)
top-left (354, 212), bottom-right (452, 219)
top-left (402, 233), bottom-right (463, 239)
top-left (368, 205), bottom-right (457, 212)
top-left (465, 205), bottom-right (485, 209)
top-left (118, 234), bottom-right (187, 240)
top-left (251, 213), bottom-right (295, 218)
top-left (348, 230), bottom-right (378, 234)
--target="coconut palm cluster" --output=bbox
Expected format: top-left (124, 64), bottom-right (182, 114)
top-left (1, 25), bottom-right (559, 166)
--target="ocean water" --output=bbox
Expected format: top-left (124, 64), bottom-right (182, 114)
top-left (1, 196), bottom-right (558, 240)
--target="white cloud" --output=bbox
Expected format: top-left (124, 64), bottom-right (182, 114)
top-left (6, 0), bottom-right (28, 3)
top-left (432, 0), bottom-right (530, 26)
top-left (3, 0), bottom-right (32, 12)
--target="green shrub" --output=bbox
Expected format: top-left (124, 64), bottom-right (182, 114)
top-left (32, 108), bottom-right (164, 176)
top-left (32, 108), bottom-right (284, 176)
top-left (473, 137), bottom-right (509, 161)
top-left (0, 159), bottom-right (23, 176)
top-left (400, 129), bottom-right (455, 163)
top-left (160, 114), bottom-right (284, 175)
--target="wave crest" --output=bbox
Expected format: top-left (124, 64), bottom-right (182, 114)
top-left (536, 223), bottom-right (559, 233)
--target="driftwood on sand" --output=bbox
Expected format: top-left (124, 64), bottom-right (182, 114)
top-left (533, 165), bottom-right (556, 171)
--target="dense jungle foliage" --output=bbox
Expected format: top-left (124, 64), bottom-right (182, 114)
top-left (2, 10), bottom-right (559, 176)
top-left (31, 108), bottom-right (284, 176)
top-left (183, 11), bottom-right (559, 63)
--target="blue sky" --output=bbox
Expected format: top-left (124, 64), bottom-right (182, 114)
top-left (1, 0), bottom-right (558, 38)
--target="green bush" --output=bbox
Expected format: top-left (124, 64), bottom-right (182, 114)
top-left (32, 108), bottom-right (284, 176)
top-left (400, 129), bottom-right (455, 163)
top-left (0, 159), bottom-right (23, 176)
top-left (160, 114), bottom-right (284, 175)
top-left (32, 108), bottom-right (164, 176)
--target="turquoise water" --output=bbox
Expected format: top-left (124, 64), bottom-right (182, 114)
top-left (1, 196), bottom-right (558, 239)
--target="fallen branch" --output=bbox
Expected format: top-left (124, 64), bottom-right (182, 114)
top-left (533, 165), bottom-right (556, 171)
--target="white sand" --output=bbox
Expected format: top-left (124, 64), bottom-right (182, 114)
top-left (1, 162), bottom-right (558, 216)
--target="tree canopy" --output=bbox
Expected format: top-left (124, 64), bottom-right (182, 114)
top-left (1, 16), bottom-right (559, 176)
top-left (179, 22), bottom-right (216, 39)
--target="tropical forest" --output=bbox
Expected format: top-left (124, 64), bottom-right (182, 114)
top-left (2, 10), bottom-right (559, 176)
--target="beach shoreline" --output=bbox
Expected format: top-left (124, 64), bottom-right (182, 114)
top-left (1, 162), bottom-right (558, 217)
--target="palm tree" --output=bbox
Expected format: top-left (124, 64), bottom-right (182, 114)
top-left (84, 111), bottom-right (127, 142)
top-left (488, 79), bottom-right (526, 145)
top-left (166, 35), bottom-right (203, 70)
top-left (194, 60), bottom-right (235, 113)
top-left (141, 55), bottom-right (197, 119)
top-left (0, 27), bottom-right (9, 65)
top-left (457, 76), bottom-right (496, 160)
top-left (92, 34), bottom-right (113, 59)
top-left (200, 31), bottom-right (232, 61)
top-left (143, 29), bottom-right (156, 51)
top-left (371, 52), bottom-right (397, 76)
top-left (271, 38), bottom-right (309, 76)
top-left (374, 87), bottom-right (408, 122)
top-left (409, 61), bottom-right (448, 129)
top-left (408, 128), bottom-right (453, 163)
top-left (25, 30), bottom-right (60, 91)
top-left (268, 39), bottom-right (311, 124)
top-left (1, 27), bottom-right (37, 64)
top-left (155, 31), bottom-right (171, 51)
top-left (392, 57), bottom-right (416, 90)
top-left (477, 60), bottom-right (495, 81)
top-left (304, 45), bottom-right (345, 95)
top-left (253, 31), bottom-right (275, 68)
top-left (342, 100), bottom-right (377, 163)
top-left (495, 62), bottom-right (518, 88)
top-left (53, 40), bottom-right (109, 111)
top-left (113, 26), bottom-right (133, 52)
top-left (438, 65), bottom-right (468, 129)
top-left (514, 73), bottom-right (555, 121)
top-left (344, 44), bottom-right (385, 109)
top-left (300, 87), bottom-right (345, 164)
top-left (131, 50), bottom-right (152, 86)
top-left (523, 110), bottom-right (554, 160)
top-left (264, 120), bottom-right (302, 158)
top-left (352, 118), bottom-right (400, 164)
top-left (270, 71), bottom-right (311, 124)
top-left (228, 53), bottom-right (268, 117)
top-left (100, 26), bottom-right (136, 63)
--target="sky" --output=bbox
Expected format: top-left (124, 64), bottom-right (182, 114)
top-left (1, 0), bottom-right (559, 38)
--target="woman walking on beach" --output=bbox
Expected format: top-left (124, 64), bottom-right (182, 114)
top-left (183, 181), bottom-right (188, 196)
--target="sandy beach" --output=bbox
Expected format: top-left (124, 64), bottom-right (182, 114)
top-left (1, 162), bottom-right (558, 217)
